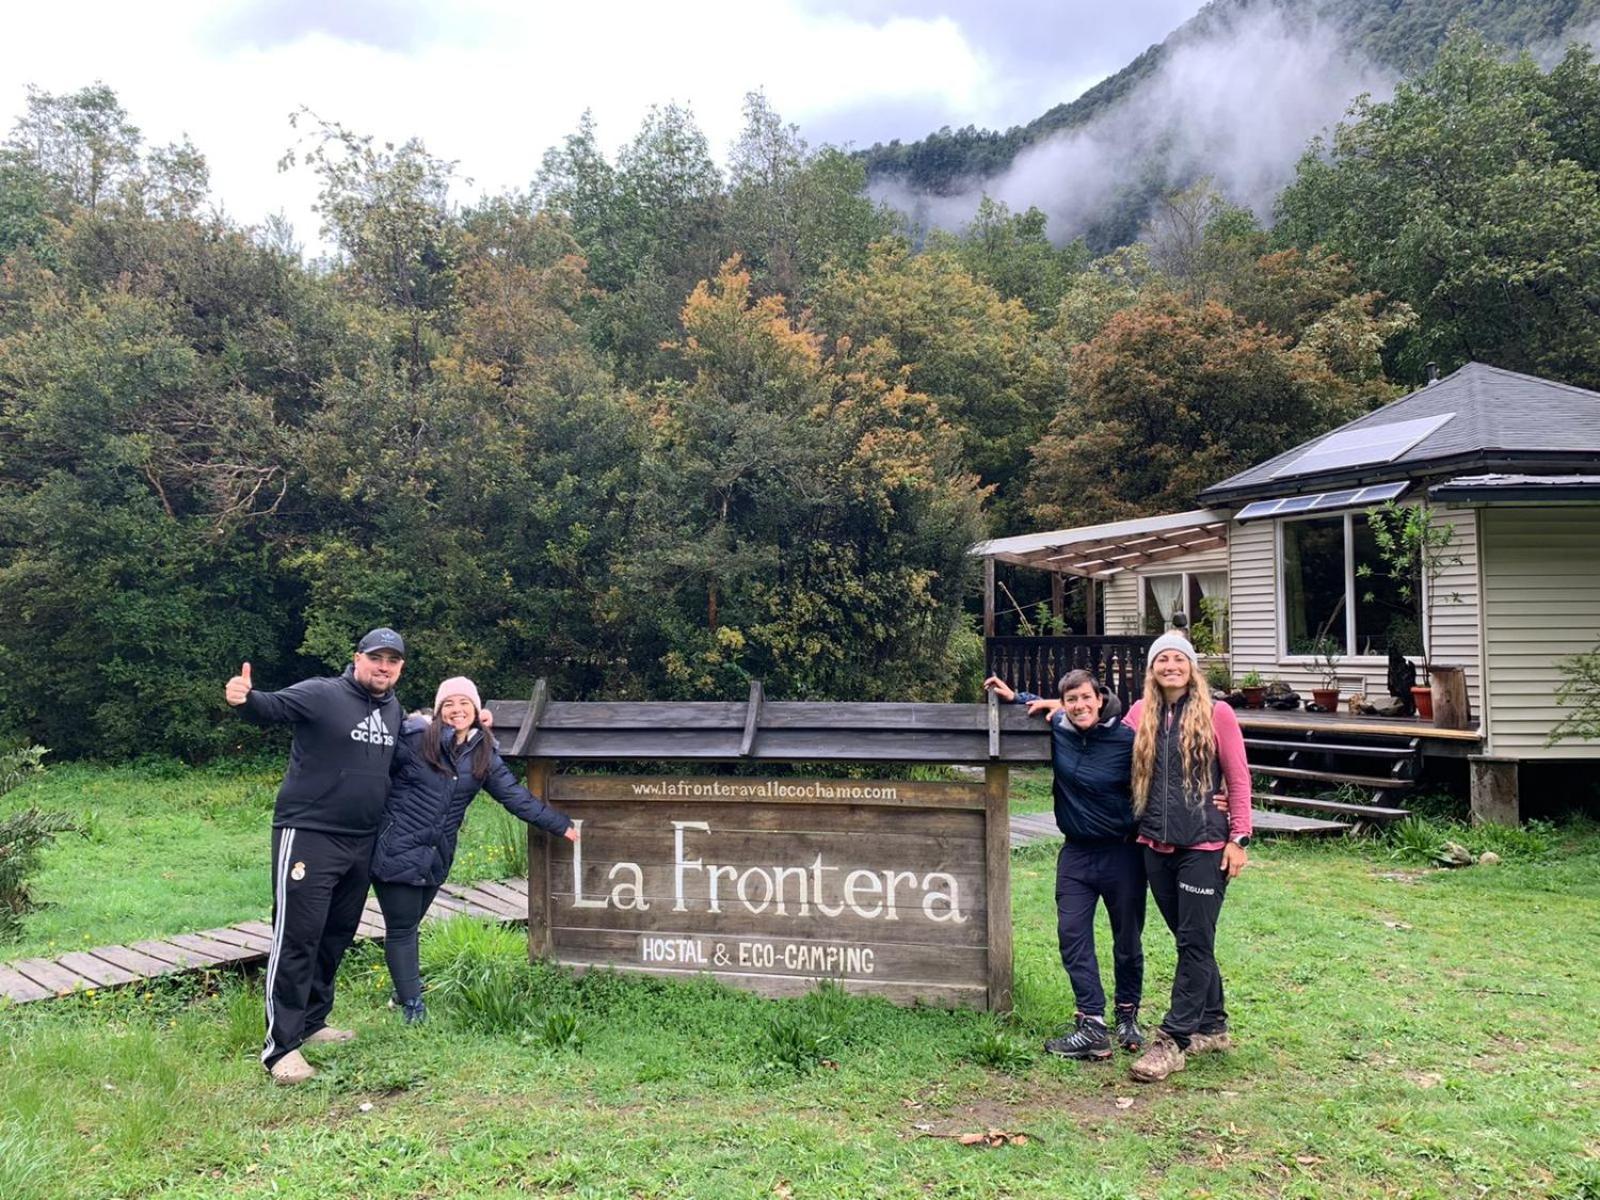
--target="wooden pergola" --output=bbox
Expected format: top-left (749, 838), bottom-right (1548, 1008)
top-left (971, 509), bottom-right (1230, 635)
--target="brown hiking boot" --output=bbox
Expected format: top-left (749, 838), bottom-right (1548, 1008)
top-left (303, 1026), bottom-right (356, 1044)
top-left (269, 1050), bottom-right (316, 1085)
top-left (1187, 1029), bottom-right (1233, 1055)
top-left (1129, 1030), bottom-right (1186, 1083)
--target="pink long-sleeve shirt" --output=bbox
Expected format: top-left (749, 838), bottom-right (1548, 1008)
top-left (1124, 697), bottom-right (1252, 852)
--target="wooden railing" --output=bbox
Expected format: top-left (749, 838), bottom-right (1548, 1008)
top-left (985, 636), bottom-right (1156, 709)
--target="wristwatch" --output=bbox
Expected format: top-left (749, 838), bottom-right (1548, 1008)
top-left (1231, 835), bottom-right (1252, 849)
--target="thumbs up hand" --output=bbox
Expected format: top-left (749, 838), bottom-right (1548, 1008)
top-left (226, 661), bottom-right (253, 707)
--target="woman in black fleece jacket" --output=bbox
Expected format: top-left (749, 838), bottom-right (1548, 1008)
top-left (370, 676), bottom-right (576, 1022)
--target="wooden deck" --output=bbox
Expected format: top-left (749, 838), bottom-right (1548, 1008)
top-left (1233, 708), bottom-right (1482, 755)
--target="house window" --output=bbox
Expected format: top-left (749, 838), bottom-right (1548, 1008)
top-left (1281, 514), bottom-right (1421, 657)
top-left (1141, 571), bottom-right (1229, 652)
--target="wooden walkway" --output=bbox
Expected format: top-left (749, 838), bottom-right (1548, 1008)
top-left (4, 807), bottom-right (1351, 1005)
top-left (0, 878), bottom-right (530, 1006)
top-left (1009, 808), bottom-right (1346, 848)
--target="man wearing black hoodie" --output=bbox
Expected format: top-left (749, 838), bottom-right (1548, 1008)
top-left (225, 627), bottom-right (406, 1084)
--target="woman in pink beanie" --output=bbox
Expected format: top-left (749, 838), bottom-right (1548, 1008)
top-left (370, 677), bottom-right (577, 1021)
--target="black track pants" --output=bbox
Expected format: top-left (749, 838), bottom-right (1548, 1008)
top-left (372, 880), bottom-right (440, 1004)
top-left (261, 827), bottom-right (374, 1068)
top-left (1055, 841), bottom-right (1146, 1018)
top-left (1143, 845), bottom-right (1229, 1049)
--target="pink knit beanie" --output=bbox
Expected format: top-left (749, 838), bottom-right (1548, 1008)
top-left (433, 676), bottom-right (482, 713)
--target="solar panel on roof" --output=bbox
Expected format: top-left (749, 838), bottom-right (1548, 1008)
top-left (1269, 413), bottom-right (1455, 479)
top-left (1235, 481), bottom-right (1408, 521)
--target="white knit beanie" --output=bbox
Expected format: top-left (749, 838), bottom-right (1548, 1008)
top-left (433, 676), bottom-right (482, 712)
top-left (1147, 632), bottom-right (1199, 667)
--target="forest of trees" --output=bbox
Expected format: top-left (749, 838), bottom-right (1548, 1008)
top-left (3, 33), bottom-right (1600, 759)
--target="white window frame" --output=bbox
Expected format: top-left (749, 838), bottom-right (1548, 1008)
top-left (1276, 513), bottom-right (1427, 664)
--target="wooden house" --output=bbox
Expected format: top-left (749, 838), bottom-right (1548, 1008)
top-left (975, 363), bottom-right (1600, 822)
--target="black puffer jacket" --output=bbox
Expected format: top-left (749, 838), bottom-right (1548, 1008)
top-left (370, 718), bottom-right (572, 887)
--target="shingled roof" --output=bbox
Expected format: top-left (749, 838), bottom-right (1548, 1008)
top-left (1200, 363), bottom-right (1600, 505)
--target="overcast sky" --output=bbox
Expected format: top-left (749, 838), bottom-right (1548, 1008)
top-left (1, 0), bottom-right (1206, 248)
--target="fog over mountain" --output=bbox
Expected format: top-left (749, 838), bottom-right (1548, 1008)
top-left (870, 6), bottom-right (1394, 244)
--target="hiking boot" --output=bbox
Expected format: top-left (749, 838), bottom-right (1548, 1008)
top-left (269, 1050), bottom-right (316, 1085)
top-left (1129, 1030), bottom-right (1186, 1083)
top-left (400, 997), bottom-right (427, 1025)
top-left (1114, 1006), bottom-right (1145, 1052)
top-left (1186, 1028), bottom-right (1233, 1055)
top-left (1044, 1015), bottom-right (1113, 1061)
top-left (303, 1025), bottom-right (356, 1045)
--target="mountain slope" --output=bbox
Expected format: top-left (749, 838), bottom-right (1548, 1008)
top-left (863, 0), bottom-right (1600, 247)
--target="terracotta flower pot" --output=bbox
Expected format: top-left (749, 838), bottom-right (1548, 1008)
top-left (1411, 685), bottom-right (1434, 721)
top-left (1311, 688), bottom-right (1340, 712)
top-left (1241, 686), bottom-right (1266, 709)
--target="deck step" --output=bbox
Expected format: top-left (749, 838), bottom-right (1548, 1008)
top-left (1244, 737), bottom-right (1419, 759)
top-left (1260, 795), bottom-right (1411, 822)
top-left (1253, 764), bottom-right (1411, 789)
top-left (1251, 809), bottom-right (1349, 837)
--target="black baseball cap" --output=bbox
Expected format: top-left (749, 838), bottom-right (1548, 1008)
top-left (356, 627), bottom-right (406, 657)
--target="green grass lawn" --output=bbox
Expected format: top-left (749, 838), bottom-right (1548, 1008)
top-left (3, 762), bottom-right (1598, 1198)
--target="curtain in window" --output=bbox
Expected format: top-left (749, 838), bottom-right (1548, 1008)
top-left (1196, 572), bottom-right (1227, 603)
top-left (1147, 574), bottom-right (1183, 626)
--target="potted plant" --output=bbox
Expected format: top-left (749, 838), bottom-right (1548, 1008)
top-left (1238, 670), bottom-right (1266, 709)
top-left (1362, 502), bottom-right (1462, 722)
top-left (1310, 637), bottom-right (1342, 713)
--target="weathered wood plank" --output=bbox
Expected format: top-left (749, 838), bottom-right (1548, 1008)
top-left (740, 680), bottom-right (764, 758)
top-left (442, 883), bottom-right (524, 919)
top-left (233, 920), bottom-right (277, 941)
top-left (166, 932), bottom-right (257, 965)
top-left (983, 764), bottom-right (1013, 1014)
top-left (525, 761), bottom-right (555, 959)
top-left (56, 951), bottom-right (139, 987)
top-left (560, 959), bottom-right (987, 1008)
top-left (88, 944), bottom-right (179, 977)
top-left (0, 965), bottom-right (51, 1002)
top-left (556, 928), bottom-right (986, 986)
top-left (547, 775), bottom-right (988, 811)
top-left (549, 901), bottom-right (990, 947)
top-left (201, 926), bottom-right (275, 953)
top-left (12, 957), bottom-right (91, 995)
top-left (129, 939), bottom-right (227, 968)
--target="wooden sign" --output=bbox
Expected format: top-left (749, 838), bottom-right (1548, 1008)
top-left (525, 768), bottom-right (1011, 1010)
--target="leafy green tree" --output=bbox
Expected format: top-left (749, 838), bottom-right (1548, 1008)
top-left (1026, 292), bottom-right (1369, 526)
top-left (931, 197), bottom-right (1087, 320)
top-left (4, 83), bottom-right (140, 210)
top-left (727, 91), bottom-right (894, 300)
top-left (813, 238), bottom-right (1061, 533)
top-left (626, 259), bottom-right (984, 699)
top-left (1276, 33), bottom-right (1600, 387)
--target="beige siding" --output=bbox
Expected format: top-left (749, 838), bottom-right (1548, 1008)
top-left (1480, 506), bottom-right (1600, 758)
top-left (1100, 546), bottom-right (1230, 637)
top-left (1227, 508), bottom-right (1481, 713)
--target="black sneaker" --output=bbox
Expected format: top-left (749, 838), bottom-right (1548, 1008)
top-left (1115, 1006), bottom-right (1145, 1052)
top-left (1044, 1015), bottom-right (1113, 1061)
top-left (400, 997), bottom-right (427, 1025)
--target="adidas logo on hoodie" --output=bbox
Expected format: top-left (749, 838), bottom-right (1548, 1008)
top-left (349, 711), bottom-right (394, 746)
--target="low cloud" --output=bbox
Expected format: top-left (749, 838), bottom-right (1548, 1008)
top-left (870, 7), bottom-right (1398, 245)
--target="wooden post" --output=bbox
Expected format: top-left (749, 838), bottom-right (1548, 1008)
top-left (525, 758), bottom-right (556, 960)
top-left (1429, 665), bottom-right (1471, 730)
top-left (1469, 756), bottom-right (1519, 827)
top-left (1083, 576), bottom-right (1098, 636)
top-left (983, 763), bottom-right (1013, 1014)
top-left (983, 556), bottom-right (996, 638)
top-left (1050, 572), bottom-right (1064, 628)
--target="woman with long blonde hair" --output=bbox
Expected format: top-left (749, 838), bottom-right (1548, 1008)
top-left (1123, 633), bottom-right (1252, 1083)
